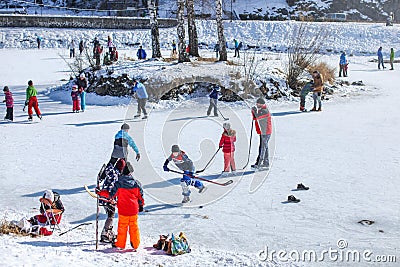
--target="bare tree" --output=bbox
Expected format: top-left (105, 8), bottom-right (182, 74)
top-left (186, 0), bottom-right (199, 57)
top-left (177, 0), bottom-right (190, 62)
top-left (286, 22), bottom-right (329, 90)
top-left (216, 0), bottom-right (227, 61)
top-left (149, 0), bottom-right (162, 58)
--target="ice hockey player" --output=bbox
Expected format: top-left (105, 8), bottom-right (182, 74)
top-left (251, 97), bottom-right (272, 170)
top-left (110, 162), bottom-right (144, 250)
top-left (25, 80), bottom-right (42, 121)
top-left (207, 87), bottom-right (220, 117)
top-left (219, 122), bottom-right (237, 175)
top-left (163, 145), bottom-right (206, 203)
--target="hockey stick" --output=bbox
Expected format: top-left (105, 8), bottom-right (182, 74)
top-left (96, 164), bottom-right (106, 250)
top-left (195, 147), bottom-right (221, 174)
top-left (217, 107), bottom-right (229, 120)
top-left (241, 120), bottom-right (254, 170)
top-left (59, 222), bottom-right (92, 236)
top-left (168, 169), bottom-right (233, 186)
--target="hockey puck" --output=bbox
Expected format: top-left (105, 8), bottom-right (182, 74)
top-left (199, 206), bottom-right (203, 209)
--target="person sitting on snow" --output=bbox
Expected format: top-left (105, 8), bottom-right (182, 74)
top-left (163, 145), bottom-right (206, 203)
top-left (28, 189), bottom-right (65, 236)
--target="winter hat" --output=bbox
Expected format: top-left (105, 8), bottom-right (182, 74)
top-left (256, 97), bottom-right (265, 104)
top-left (121, 123), bottom-right (130, 130)
top-left (223, 122), bottom-right (231, 130)
top-left (171, 145), bottom-right (180, 153)
top-left (42, 190), bottom-right (54, 204)
top-left (79, 73), bottom-right (85, 78)
top-left (3, 86), bottom-right (9, 92)
top-left (72, 84), bottom-right (78, 89)
top-left (122, 162), bottom-right (134, 175)
top-left (115, 158), bottom-right (126, 173)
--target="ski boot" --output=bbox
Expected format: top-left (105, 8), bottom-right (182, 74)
top-left (100, 227), bottom-right (116, 243)
top-left (297, 183), bottom-right (309, 190)
top-left (287, 195), bottom-right (300, 203)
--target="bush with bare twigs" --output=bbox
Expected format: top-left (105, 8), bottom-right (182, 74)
top-left (310, 62), bottom-right (335, 85)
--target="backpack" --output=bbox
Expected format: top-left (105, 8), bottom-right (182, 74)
top-left (153, 232), bottom-right (191, 256)
top-left (238, 42), bottom-right (243, 49)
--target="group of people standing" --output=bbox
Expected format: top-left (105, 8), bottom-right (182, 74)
top-left (70, 73), bottom-right (88, 113)
top-left (377, 46), bottom-right (395, 70)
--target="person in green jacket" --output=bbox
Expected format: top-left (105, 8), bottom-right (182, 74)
top-left (25, 80), bottom-right (42, 121)
top-left (390, 48), bottom-right (395, 70)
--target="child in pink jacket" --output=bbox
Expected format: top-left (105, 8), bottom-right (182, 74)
top-left (3, 86), bottom-right (13, 121)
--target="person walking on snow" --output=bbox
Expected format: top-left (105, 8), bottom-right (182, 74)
top-left (310, 71), bottom-right (324, 112)
top-left (107, 36), bottom-right (114, 54)
top-left (233, 39), bottom-right (240, 58)
top-left (377, 47), bottom-right (385, 70)
top-left (251, 98), bottom-right (272, 169)
top-left (77, 73), bottom-right (87, 112)
top-left (219, 122), bottom-right (236, 175)
top-left (137, 46), bottom-right (147, 60)
top-left (207, 87), bottom-right (220, 117)
top-left (3, 86), bottom-right (13, 121)
top-left (71, 85), bottom-right (80, 113)
top-left (132, 80), bottom-right (148, 119)
top-left (25, 80), bottom-right (42, 121)
top-left (110, 162), bottom-right (144, 250)
top-left (68, 39), bottom-right (75, 58)
top-left (339, 52), bottom-right (347, 77)
top-left (163, 145), bottom-right (206, 203)
top-left (79, 40), bottom-right (84, 55)
top-left (390, 48), bottom-right (395, 70)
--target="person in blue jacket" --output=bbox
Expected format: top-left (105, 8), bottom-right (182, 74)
top-left (132, 80), bottom-right (148, 119)
top-left (207, 87), bottom-right (220, 117)
top-left (339, 52), bottom-right (347, 77)
top-left (377, 47), bottom-right (385, 70)
top-left (110, 123), bottom-right (140, 165)
top-left (137, 46), bottom-right (147, 60)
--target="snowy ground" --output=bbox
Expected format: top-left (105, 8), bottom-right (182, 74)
top-left (0, 28), bottom-right (399, 266)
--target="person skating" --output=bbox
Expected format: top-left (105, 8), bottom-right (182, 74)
top-left (132, 80), bottom-right (148, 119)
top-left (25, 80), bottom-right (42, 121)
top-left (77, 73), bottom-right (87, 112)
top-left (28, 189), bottom-right (65, 236)
top-left (251, 98), bottom-right (272, 170)
top-left (310, 71), bottom-right (324, 112)
top-left (299, 80), bottom-right (313, 112)
top-left (377, 47), bottom-right (385, 70)
top-left (3, 86), bottom-right (13, 121)
top-left (163, 145), bottom-right (205, 203)
top-left (390, 48), bottom-right (395, 70)
top-left (97, 159), bottom-right (126, 243)
top-left (219, 122), bottom-right (236, 175)
top-left (137, 46), bottom-right (147, 60)
top-left (339, 52), bottom-right (347, 77)
top-left (207, 87), bottom-right (220, 117)
top-left (71, 85), bottom-right (80, 113)
top-left (110, 162), bottom-right (144, 250)
top-left (79, 40), bottom-right (84, 55)
top-left (171, 40), bottom-right (177, 56)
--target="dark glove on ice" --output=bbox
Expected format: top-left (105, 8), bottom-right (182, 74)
top-left (163, 165), bottom-right (169, 172)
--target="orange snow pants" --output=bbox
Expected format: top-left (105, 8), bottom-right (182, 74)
top-left (114, 214), bottom-right (140, 249)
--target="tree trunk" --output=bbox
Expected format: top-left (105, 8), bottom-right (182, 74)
top-left (149, 0), bottom-right (161, 58)
top-left (177, 0), bottom-right (190, 62)
top-left (186, 0), bottom-right (199, 57)
top-left (216, 0), bottom-right (227, 61)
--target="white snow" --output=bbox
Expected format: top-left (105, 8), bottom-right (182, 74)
top-left (0, 21), bottom-right (399, 266)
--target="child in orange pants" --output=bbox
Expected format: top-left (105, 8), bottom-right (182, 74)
top-left (110, 162), bottom-right (144, 250)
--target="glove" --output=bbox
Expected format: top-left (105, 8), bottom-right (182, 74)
top-left (163, 165), bottom-right (169, 172)
top-left (25, 100), bottom-right (28, 106)
top-left (139, 205), bottom-right (144, 212)
top-left (136, 154), bottom-right (141, 161)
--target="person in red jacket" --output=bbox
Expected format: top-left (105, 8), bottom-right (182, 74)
top-left (3, 86), bottom-right (13, 121)
top-left (110, 162), bottom-right (144, 250)
top-left (251, 97), bottom-right (272, 169)
top-left (71, 85), bottom-right (80, 113)
top-left (219, 122), bottom-right (237, 174)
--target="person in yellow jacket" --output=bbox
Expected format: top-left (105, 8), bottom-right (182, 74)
top-left (310, 71), bottom-right (324, 112)
top-left (25, 80), bottom-right (42, 121)
top-left (390, 48), bottom-right (395, 70)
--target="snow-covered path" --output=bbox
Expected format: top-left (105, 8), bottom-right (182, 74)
top-left (0, 49), bottom-right (399, 266)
